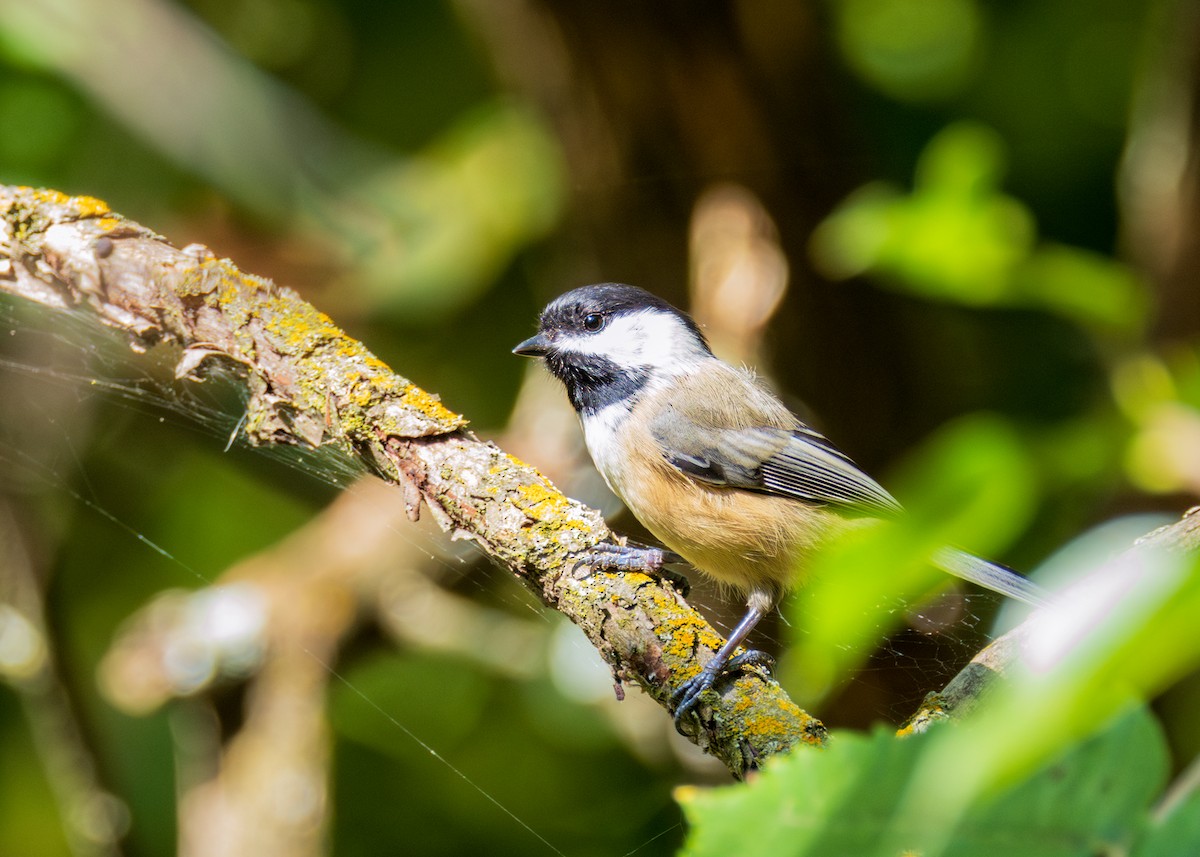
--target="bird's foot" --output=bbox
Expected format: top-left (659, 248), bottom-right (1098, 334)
top-left (575, 542), bottom-right (690, 595)
top-left (671, 649), bottom-right (775, 735)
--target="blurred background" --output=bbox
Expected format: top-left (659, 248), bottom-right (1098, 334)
top-left (1, 1), bottom-right (1199, 855)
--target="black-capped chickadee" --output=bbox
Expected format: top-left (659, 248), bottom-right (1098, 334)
top-left (514, 283), bottom-right (1044, 730)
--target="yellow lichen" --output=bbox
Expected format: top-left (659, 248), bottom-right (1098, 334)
top-left (262, 300), bottom-right (342, 353)
top-left (515, 483), bottom-right (564, 518)
top-left (74, 195), bottom-right (111, 217)
top-left (647, 585), bottom-right (687, 612)
top-left (731, 694), bottom-right (757, 715)
top-left (744, 713), bottom-right (791, 740)
top-left (513, 487), bottom-right (596, 548)
top-left (27, 188), bottom-right (71, 206)
top-left (662, 634), bottom-right (698, 661)
top-left (897, 697), bottom-right (946, 737)
top-left (503, 452), bottom-right (533, 470)
top-left (177, 258), bottom-right (239, 299)
top-left (399, 384), bottom-right (462, 425)
top-left (498, 452), bottom-right (555, 486)
top-left (742, 697), bottom-right (813, 742)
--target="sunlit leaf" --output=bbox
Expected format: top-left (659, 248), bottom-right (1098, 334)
top-left (812, 123), bottom-right (1034, 302)
top-left (902, 542), bottom-right (1200, 835)
top-left (678, 707), bottom-right (1167, 857)
top-left (1013, 245), bottom-right (1148, 338)
top-left (811, 123), bottom-right (1148, 339)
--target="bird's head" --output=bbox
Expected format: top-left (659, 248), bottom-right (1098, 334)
top-left (513, 284), bottom-right (712, 414)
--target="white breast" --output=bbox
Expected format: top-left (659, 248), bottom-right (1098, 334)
top-left (580, 401), bottom-right (633, 499)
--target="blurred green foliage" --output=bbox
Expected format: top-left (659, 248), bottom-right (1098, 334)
top-left (833, 0), bottom-right (983, 102)
top-left (680, 707), bottom-right (1189, 857)
top-left (0, 1), bottom-right (1198, 856)
top-left (811, 122), bottom-right (1148, 339)
top-left (782, 415), bottom-right (1039, 703)
top-left (687, 539), bottom-right (1200, 856)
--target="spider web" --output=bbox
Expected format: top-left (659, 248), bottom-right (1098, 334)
top-left (0, 294), bottom-right (592, 855)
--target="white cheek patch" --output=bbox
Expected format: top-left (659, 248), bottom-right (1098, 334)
top-left (556, 310), bottom-right (707, 374)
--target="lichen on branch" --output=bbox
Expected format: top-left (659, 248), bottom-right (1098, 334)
top-left (0, 185), bottom-right (823, 777)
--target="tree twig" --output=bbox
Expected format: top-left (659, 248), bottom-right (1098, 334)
top-left (0, 186), bottom-right (824, 777)
top-left (0, 503), bottom-right (127, 857)
top-left (901, 507), bottom-right (1200, 733)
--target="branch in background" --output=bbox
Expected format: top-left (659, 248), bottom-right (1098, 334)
top-left (0, 503), bottom-right (127, 857)
top-left (902, 507), bottom-right (1200, 733)
top-left (99, 481), bottom-right (387, 857)
top-left (689, 183), bottom-right (789, 368)
top-left (98, 476), bottom-right (559, 857)
top-left (0, 186), bottom-right (824, 778)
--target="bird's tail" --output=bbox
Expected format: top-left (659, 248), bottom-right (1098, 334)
top-left (932, 546), bottom-right (1049, 607)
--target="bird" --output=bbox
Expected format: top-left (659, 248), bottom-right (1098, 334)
top-left (513, 283), bottom-right (1045, 732)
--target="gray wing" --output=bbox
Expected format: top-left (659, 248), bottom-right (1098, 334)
top-left (649, 407), bottom-right (904, 519)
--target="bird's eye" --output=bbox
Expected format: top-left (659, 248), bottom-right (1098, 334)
top-left (582, 313), bottom-right (604, 332)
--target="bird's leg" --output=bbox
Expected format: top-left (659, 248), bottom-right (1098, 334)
top-left (576, 541), bottom-right (690, 594)
top-left (671, 592), bottom-right (775, 734)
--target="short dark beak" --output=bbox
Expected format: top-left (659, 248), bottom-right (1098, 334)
top-left (513, 333), bottom-right (551, 357)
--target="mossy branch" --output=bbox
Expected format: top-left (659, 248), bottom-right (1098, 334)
top-left (0, 186), bottom-right (824, 777)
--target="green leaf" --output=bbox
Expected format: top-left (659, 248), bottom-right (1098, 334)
top-left (1132, 787), bottom-right (1200, 857)
top-left (811, 122), bottom-right (1034, 303)
top-left (832, 0), bottom-right (982, 102)
top-left (942, 707), bottom-right (1167, 857)
top-left (810, 123), bottom-right (1148, 337)
top-left (1013, 245), bottom-right (1148, 339)
top-left (678, 727), bottom-right (914, 857)
top-left (348, 101), bottom-right (565, 318)
top-left (924, 548), bottom-right (1200, 801)
top-left (678, 708), bottom-right (1168, 857)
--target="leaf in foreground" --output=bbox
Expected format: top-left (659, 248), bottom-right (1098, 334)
top-left (678, 707), bottom-right (1167, 857)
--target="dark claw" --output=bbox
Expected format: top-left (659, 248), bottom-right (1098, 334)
top-left (671, 649), bottom-right (775, 735)
top-left (670, 671), bottom-right (716, 734)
